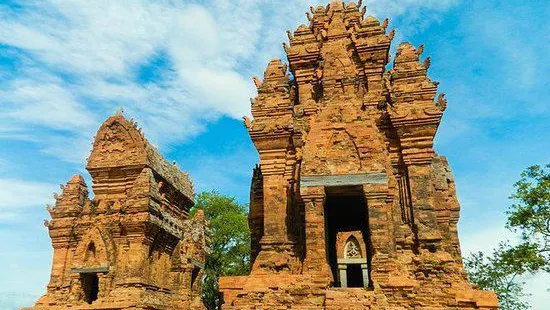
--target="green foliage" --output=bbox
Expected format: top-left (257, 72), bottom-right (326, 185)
top-left (506, 164), bottom-right (550, 272)
top-left (465, 164), bottom-right (550, 310)
top-left (190, 191), bottom-right (251, 310)
top-left (465, 246), bottom-right (529, 310)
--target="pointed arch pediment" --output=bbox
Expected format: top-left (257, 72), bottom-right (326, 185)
top-left (87, 116), bottom-right (147, 170)
top-left (344, 236), bottom-right (362, 259)
top-left (302, 123), bottom-right (362, 176)
top-left (85, 115), bottom-right (194, 200)
top-left (336, 231), bottom-right (368, 260)
top-left (73, 226), bottom-right (115, 268)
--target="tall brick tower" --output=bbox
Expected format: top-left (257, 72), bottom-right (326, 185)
top-left (220, 1), bottom-right (499, 309)
top-left (33, 115), bottom-right (209, 310)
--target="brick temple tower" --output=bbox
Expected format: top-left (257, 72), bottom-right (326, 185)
top-left (220, 1), bottom-right (499, 309)
top-left (33, 115), bottom-right (209, 309)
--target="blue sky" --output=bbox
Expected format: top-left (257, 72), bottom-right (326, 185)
top-left (0, 0), bottom-right (548, 309)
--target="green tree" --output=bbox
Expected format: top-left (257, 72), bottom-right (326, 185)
top-left (465, 164), bottom-right (549, 309)
top-left (190, 191), bottom-right (251, 310)
top-left (465, 245), bottom-right (530, 310)
top-left (506, 164), bottom-right (549, 272)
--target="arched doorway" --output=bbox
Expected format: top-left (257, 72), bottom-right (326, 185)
top-left (324, 189), bottom-right (372, 288)
top-left (81, 273), bottom-right (99, 304)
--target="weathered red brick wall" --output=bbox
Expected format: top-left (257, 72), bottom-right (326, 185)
top-left (221, 1), bottom-right (499, 309)
top-left (32, 116), bottom-right (209, 310)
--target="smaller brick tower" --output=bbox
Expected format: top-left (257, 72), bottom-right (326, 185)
top-left (33, 114), bottom-right (209, 310)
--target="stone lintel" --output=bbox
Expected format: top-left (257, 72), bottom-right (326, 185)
top-left (70, 266), bottom-right (109, 274)
top-left (301, 173), bottom-right (388, 188)
top-left (337, 258), bottom-right (368, 265)
top-left (190, 259), bottom-right (205, 269)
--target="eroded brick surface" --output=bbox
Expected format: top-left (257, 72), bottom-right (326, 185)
top-left (220, 1), bottom-right (498, 309)
top-left (31, 115), bottom-right (209, 310)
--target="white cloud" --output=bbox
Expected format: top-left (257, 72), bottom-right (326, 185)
top-left (527, 273), bottom-right (550, 310)
top-left (369, 0), bottom-right (458, 19)
top-left (2, 80), bottom-right (97, 131)
top-left (0, 292), bottom-right (40, 310)
top-left (460, 223), bottom-right (514, 256)
top-left (183, 147), bottom-right (257, 201)
top-left (0, 178), bottom-right (56, 221)
top-left (463, 3), bottom-right (542, 90)
top-left (0, 0), bottom-right (463, 162)
top-left (2, 1), bottom-right (548, 309)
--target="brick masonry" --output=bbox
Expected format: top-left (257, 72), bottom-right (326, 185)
top-left (31, 115), bottom-right (209, 310)
top-left (219, 1), bottom-right (499, 309)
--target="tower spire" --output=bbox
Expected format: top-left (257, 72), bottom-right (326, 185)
top-left (114, 107), bottom-right (124, 117)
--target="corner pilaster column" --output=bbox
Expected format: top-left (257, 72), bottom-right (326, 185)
top-left (251, 142), bottom-right (297, 273)
top-left (262, 173), bottom-right (289, 244)
top-left (389, 101), bottom-right (444, 249)
top-left (338, 264), bottom-right (347, 287)
top-left (361, 264), bottom-right (369, 288)
top-left (48, 239), bottom-right (71, 288)
top-left (363, 185), bottom-right (394, 284)
top-left (405, 162), bottom-right (441, 247)
top-left (300, 186), bottom-right (331, 280)
top-left (123, 237), bottom-right (150, 283)
top-left (251, 136), bottom-right (292, 247)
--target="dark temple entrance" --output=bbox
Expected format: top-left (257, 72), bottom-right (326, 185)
top-left (81, 273), bottom-right (99, 304)
top-left (346, 264), bottom-right (364, 287)
top-left (325, 188), bottom-right (372, 288)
